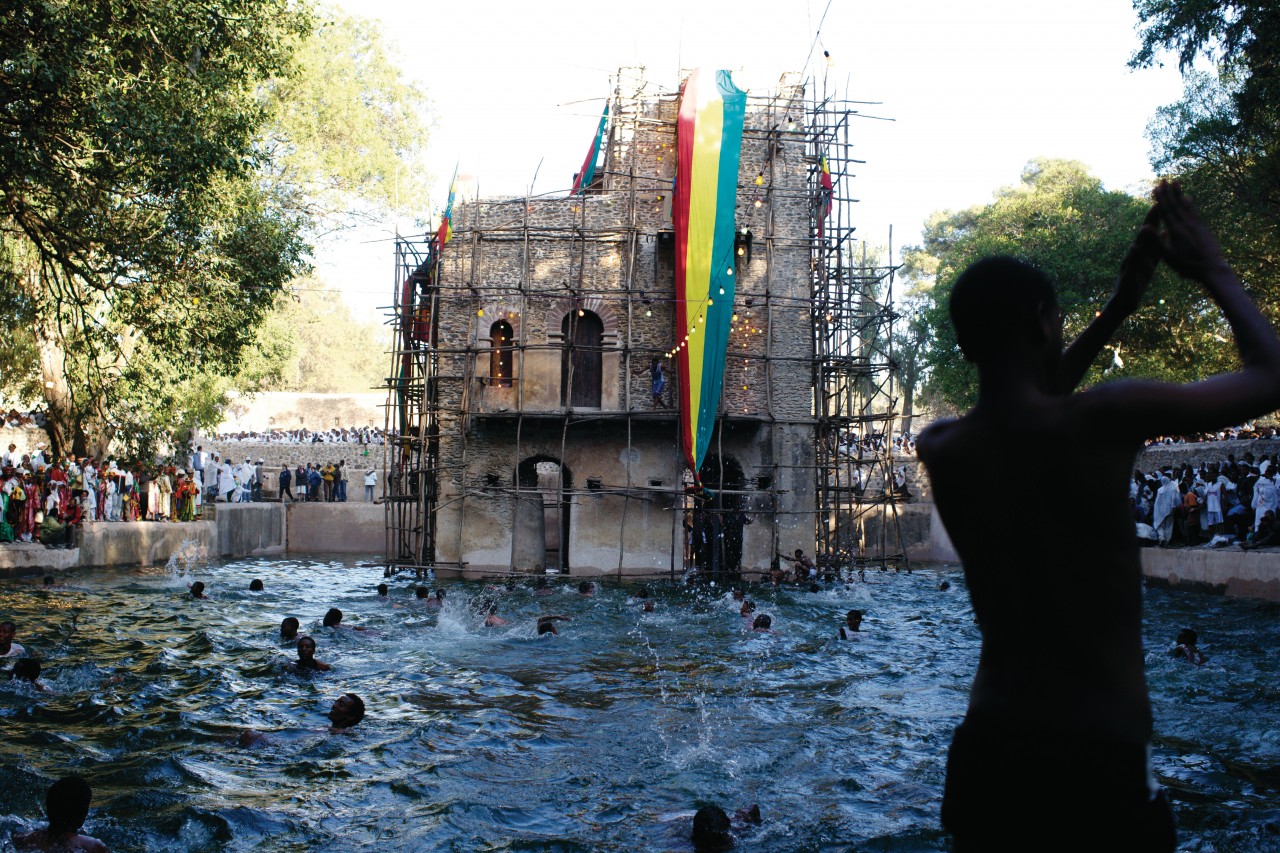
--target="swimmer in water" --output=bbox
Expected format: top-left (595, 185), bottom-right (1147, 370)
top-left (732, 588), bottom-right (745, 602)
top-left (376, 583), bottom-right (388, 600)
top-left (294, 635), bottom-right (331, 671)
top-left (426, 588), bottom-right (445, 608)
top-left (0, 620), bottom-right (26, 658)
top-left (13, 776), bottom-right (108, 853)
top-left (692, 805), bottom-right (732, 851)
top-left (1171, 628), bottom-right (1207, 665)
top-left (328, 692), bottom-right (365, 731)
top-left (939, 580), bottom-right (951, 592)
top-left (641, 600), bottom-right (655, 613)
top-left (249, 578), bottom-right (264, 592)
top-left (189, 581), bottom-right (207, 599)
top-left (10, 658), bottom-right (51, 692)
top-left (415, 586), bottom-right (431, 602)
top-left (280, 617), bottom-right (300, 641)
top-left (739, 600), bottom-right (756, 618)
top-left (239, 692), bottom-right (366, 746)
top-left (752, 614), bottom-right (774, 633)
top-left (577, 580), bottom-right (595, 596)
top-left (839, 609), bottom-right (863, 640)
top-left (533, 577), bottom-right (555, 596)
top-left (483, 604), bottom-right (507, 627)
top-left (537, 615), bottom-right (571, 636)
top-left (323, 607), bottom-right (368, 632)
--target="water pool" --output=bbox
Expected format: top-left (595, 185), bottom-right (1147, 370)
top-left (0, 556), bottom-right (1277, 851)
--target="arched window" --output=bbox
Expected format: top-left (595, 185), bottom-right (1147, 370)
top-left (489, 320), bottom-right (513, 387)
top-left (561, 310), bottom-right (603, 407)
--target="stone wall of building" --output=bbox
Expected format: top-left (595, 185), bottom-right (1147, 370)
top-left (415, 75), bottom-right (822, 575)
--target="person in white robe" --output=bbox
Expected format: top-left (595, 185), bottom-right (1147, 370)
top-left (1204, 476), bottom-right (1225, 531)
top-left (218, 460), bottom-right (235, 502)
top-left (1152, 475), bottom-right (1181, 544)
top-left (157, 471), bottom-right (172, 520)
top-left (1255, 475), bottom-right (1279, 530)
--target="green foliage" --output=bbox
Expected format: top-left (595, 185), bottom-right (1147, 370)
top-left (1135, 0), bottom-right (1280, 318)
top-left (910, 159), bottom-right (1234, 410)
top-left (0, 1), bottom-right (429, 459)
top-left (248, 280), bottom-right (390, 394)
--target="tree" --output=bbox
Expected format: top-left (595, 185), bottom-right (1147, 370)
top-left (1133, 0), bottom-right (1280, 312)
top-left (909, 159), bottom-right (1233, 410)
top-left (0, 1), bottom-right (429, 461)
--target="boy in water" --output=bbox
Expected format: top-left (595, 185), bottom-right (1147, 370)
top-left (294, 636), bottom-right (331, 671)
top-left (917, 183), bottom-right (1280, 849)
top-left (14, 776), bottom-right (108, 852)
top-left (1171, 628), bottom-right (1207, 666)
top-left (839, 609), bottom-right (863, 640)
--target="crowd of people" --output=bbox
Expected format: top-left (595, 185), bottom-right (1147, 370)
top-left (0, 441), bottom-right (381, 547)
top-left (210, 426), bottom-right (390, 445)
top-left (1144, 423), bottom-right (1280, 446)
top-left (1133, 452), bottom-right (1280, 548)
top-left (3, 408), bottom-right (48, 430)
top-left (1, 445), bottom-right (206, 545)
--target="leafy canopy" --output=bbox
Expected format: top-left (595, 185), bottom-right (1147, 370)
top-left (910, 159), bottom-right (1233, 411)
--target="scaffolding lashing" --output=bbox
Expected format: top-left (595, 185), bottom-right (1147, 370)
top-left (807, 84), bottom-right (910, 571)
top-left (385, 235), bottom-right (440, 575)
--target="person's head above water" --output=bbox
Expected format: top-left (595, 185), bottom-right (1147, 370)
top-left (415, 586), bottom-right (430, 600)
top-left (45, 776), bottom-right (93, 835)
top-left (249, 578), bottom-right (264, 592)
top-left (1176, 627), bottom-right (1198, 646)
top-left (328, 692), bottom-right (365, 728)
top-left (280, 617), bottom-right (299, 639)
top-left (323, 608), bottom-right (343, 627)
top-left (752, 614), bottom-right (772, 631)
top-left (692, 804), bottom-right (733, 851)
top-left (578, 580), bottom-right (594, 595)
top-left (190, 581), bottom-right (206, 598)
top-left (12, 657), bottom-right (41, 682)
top-left (950, 256), bottom-right (1059, 367)
top-left (846, 609), bottom-right (863, 630)
top-left (376, 583), bottom-right (388, 597)
top-left (297, 636), bottom-right (317, 659)
top-left (435, 588), bottom-right (446, 601)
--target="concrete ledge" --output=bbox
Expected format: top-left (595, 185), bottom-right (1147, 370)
top-left (1141, 546), bottom-right (1280, 601)
top-left (0, 542), bottom-right (79, 577)
top-left (286, 501), bottom-right (383, 553)
top-left (79, 520), bottom-right (217, 570)
top-left (211, 503), bottom-right (286, 557)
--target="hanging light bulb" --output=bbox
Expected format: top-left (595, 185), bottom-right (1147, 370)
top-left (755, 173), bottom-right (764, 186)
top-left (719, 286), bottom-right (725, 295)
top-left (645, 308), bottom-right (652, 317)
top-left (578, 308), bottom-right (585, 317)
top-left (726, 267), bottom-right (733, 276)
top-left (737, 247), bottom-right (745, 256)
top-left (732, 313), bottom-right (739, 322)
top-left (754, 199), bottom-right (762, 208)
top-left (477, 308), bottom-right (484, 317)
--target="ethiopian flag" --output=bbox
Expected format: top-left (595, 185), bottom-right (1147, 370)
top-left (571, 104), bottom-right (609, 195)
top-left (673, 69), bottom-right (746, 483)
top-left (435, 170), bottom-right (457, 247)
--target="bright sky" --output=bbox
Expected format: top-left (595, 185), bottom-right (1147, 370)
top-left (325, 0), bottom-right (1189, 322)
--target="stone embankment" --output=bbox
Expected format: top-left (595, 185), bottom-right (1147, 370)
top-left (0, 501), bottom-right (384, 578)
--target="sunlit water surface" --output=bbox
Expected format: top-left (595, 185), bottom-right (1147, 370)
top-left (0, 555), bottom-right (1277, 851)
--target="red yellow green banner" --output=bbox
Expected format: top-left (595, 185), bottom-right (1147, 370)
top-left (673, 69), bottom-right (746, 483)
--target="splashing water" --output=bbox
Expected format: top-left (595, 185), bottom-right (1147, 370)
top-left (0, 558), bottom-right (1276, 852)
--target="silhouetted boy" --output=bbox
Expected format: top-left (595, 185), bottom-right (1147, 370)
top-left (917, 182), bottom-right (1280, 851)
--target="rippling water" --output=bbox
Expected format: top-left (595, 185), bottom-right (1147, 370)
top-left (0, 555), bottom-right (1277, 851)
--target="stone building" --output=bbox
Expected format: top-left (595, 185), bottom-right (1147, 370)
top-left (387, 67), bottom-right (901, 578)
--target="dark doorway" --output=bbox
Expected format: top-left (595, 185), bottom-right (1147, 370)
top-left (687, 455), bottom-right (747, 578)
top-left (561, 310), bottom-right (603, 407)
top-left (514, 455), bottom-right (573, 572)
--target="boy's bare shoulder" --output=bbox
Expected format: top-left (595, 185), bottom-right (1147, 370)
top-left (916, 417), bottom-right (965, 462)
